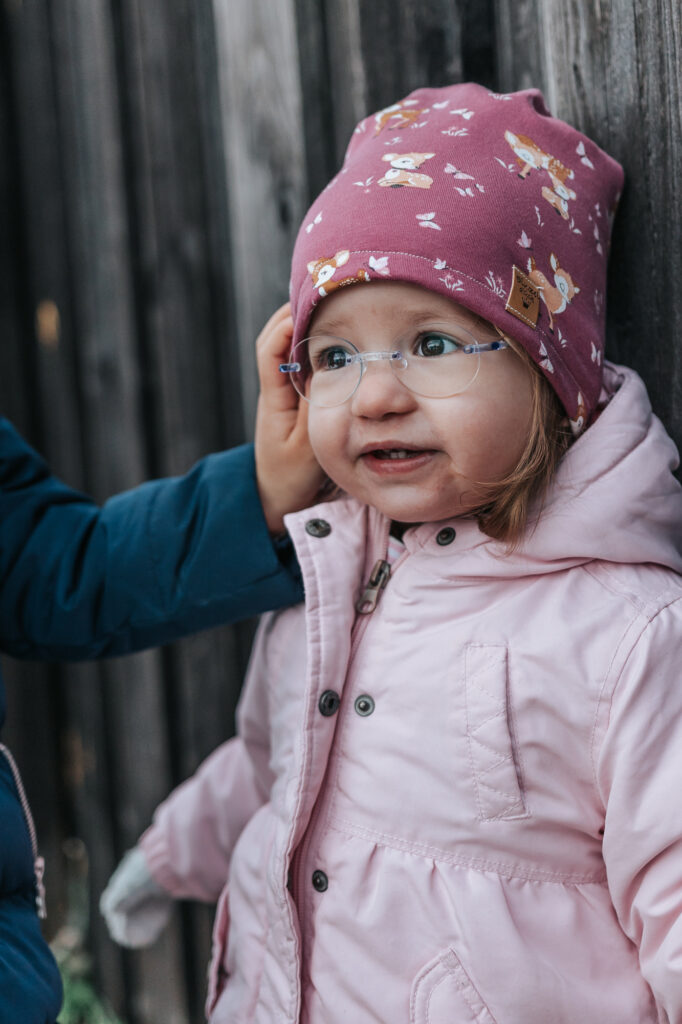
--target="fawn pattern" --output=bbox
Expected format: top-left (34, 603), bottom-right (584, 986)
top-left (307, 94), bottom-right (606, 420)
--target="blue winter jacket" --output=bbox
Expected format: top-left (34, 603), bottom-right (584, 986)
top-left (0, 418), bottom-right (303, 1024)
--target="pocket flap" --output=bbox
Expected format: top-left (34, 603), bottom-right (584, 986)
top-left (465, 643), bottom-right (527, 822)
top-left (411, 948), bottom-right (497, 1023)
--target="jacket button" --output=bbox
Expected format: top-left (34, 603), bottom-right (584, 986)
top-left (318, 690), bottom-right (340, 716)
top-left (436, 526), bottom-right (456, 546)
top-left (354, 694), bottom-right (375, 717)
top-left (312, 869), bottom-right (328, 892)
top-left (305, 518), bottom-right (331, 538)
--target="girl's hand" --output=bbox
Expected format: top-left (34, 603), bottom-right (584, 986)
top-left (254, 303), bottom-right (325, 534)
top-left (100, 847), bottom-right (173, 948)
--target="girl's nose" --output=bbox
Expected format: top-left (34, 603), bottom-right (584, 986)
top-left (349, 360), bottom-right (417, 418)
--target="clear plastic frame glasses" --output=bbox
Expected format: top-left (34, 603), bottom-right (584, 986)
top-left (279, 326), bottom-right (509, 407)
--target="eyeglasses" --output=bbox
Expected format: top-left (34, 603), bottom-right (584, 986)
top-left (279, 326), bottom-right (509, 407)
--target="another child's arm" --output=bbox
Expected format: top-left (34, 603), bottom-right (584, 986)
top-left (254, 303), bottom-right (325, 534)
top-left (0, 305), bottom-right (320, 658)
top-left (596, 597), bottom-right (682, 1015)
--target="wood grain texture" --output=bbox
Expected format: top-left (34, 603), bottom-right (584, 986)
top-left (212, 0), bottom-right (308, 435)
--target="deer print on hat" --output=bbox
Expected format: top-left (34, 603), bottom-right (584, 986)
top-left (527, 253), bottom-right (580, 332)
top-left (307, 250), bottom-right (370, 297)
top-left (378, 153), bottom-right (435, 189)
top-left (505, 130), bottom-right (577, 220)
top-left (373, 100), bottom-right (429, 136)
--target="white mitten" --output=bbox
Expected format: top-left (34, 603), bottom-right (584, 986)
top-left (100, 847), bottom-right (173, 948)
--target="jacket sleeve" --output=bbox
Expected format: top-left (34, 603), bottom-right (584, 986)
top-left (596, 596), bottom-right (682, 1021)
top-left (138, 615), bottom-right (276, 902)
top-left (0, 418), bottom-right (302, 659)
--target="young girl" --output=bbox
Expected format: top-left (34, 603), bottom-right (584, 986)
top-left (102, 83), bottom-right (682, 1023)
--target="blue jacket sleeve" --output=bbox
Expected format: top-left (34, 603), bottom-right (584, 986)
top-left (0, 419), bottom-right (303, 659)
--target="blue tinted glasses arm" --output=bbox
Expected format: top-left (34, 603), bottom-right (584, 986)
top-left (461, 340), bottom-right (508, 355)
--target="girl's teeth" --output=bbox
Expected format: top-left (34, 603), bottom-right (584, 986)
top-left (375, 449), bottom-right (417, 459)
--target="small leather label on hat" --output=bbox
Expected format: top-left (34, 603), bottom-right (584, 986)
top-left (506, 266), bottom-right (540, 328)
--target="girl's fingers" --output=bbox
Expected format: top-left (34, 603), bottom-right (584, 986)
top-left (256, 305), bottom-right (298, 414)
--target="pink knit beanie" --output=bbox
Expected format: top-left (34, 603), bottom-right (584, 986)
top-left (289, 82), bottom-right (624, 431)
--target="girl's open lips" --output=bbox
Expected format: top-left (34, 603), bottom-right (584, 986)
top-left (360, 447), bottom-right (437, 474)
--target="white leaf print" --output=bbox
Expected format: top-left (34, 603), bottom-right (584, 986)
top-left (450, 108), bottom-right (475, 120)
top-left (517, 230), bottom-right (532, 249)
top-left (590, 341), bottom-right (602, 365)
top-left (494, 156), bottom-right (517, 174)
top-left (476, 183), bottom-right (485, 192)
top-left (441, 127), bottom-right (469, 137)
top-left (439, 274), bottom-right (464, 292)
top-left (368, 256), bottom-right (390, 276)
top-left (432, 100), bottom-right (449, 109)
top-left (577, 142), bottom-right (594, 169)
top-left (444, 164), bottom-right (474, 179)
top-left (535, 205), bottom-right (545, 227)
top-left (434, 258), bottom-right (447, 270)
top-left (484, 270), bottom-right (505, 298)
top-left (539, 341), bottom-right (554, 373)
top-left (305, 211), bottom-right (323, 234)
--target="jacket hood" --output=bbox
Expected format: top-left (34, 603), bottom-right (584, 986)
top-left (288, 362), bottom-right (682, 582)
top-left (509, 361), bottom-right (682, 575)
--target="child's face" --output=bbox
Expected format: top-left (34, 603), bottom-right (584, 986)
top-left (305, 281), bottom-right (535, 523)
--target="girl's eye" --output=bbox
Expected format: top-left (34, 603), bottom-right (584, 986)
top-left (414, 332), bottom-right (463, 357)
top-left (312, 345), bottom-right (352, 372)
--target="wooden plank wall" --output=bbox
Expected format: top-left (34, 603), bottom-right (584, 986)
top-left (0, 1), bottom-right (679, 1021)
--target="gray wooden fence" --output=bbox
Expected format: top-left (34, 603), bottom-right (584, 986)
top-left (0, 1), bottom-right (680, 1021)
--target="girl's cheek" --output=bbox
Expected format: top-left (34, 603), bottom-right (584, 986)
top-left (307, 410), bottom-right (341, 467)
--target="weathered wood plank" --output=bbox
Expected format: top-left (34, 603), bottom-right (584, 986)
top-left (322, 0), bottom-right (465, 167)
top-left (212, 0), bottom-right (308, 435)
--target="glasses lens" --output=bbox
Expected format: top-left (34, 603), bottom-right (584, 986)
top-left (392, 326), bottom-right (481, 398)
top-left (289, 336), bottom-right (361, 407)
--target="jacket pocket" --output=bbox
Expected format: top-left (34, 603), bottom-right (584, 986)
top-left (205, 885), bottom-right (230, 1018)
top-left (410, 948), bottom-right (497, 1023)
top-left (464, 643), bottom-right (528, 822)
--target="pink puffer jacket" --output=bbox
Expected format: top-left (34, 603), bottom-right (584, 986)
top-left (142, 364), bottom-right (682, 1024)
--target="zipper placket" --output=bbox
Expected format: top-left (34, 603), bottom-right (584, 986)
top-left (0, 743), bottom-right (47, 918)
top-left (291, 514), bottom-right (409, 927)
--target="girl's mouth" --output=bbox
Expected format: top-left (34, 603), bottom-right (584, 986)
top-left (362, 448), bottom-right (436, 474)
top-left (370, 448), bottom-right (426, 460)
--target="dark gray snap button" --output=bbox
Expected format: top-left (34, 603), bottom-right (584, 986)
top-left (354, 694), bottom-right (375, 717)
top-left (305, 518), bottom-right (331, 538)
top-left (312, 869), bottom-right (328, 892)
top-left (436, 526), bottom-right (456, 546)
top-left (318, 690), bottom-right (340, 717)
